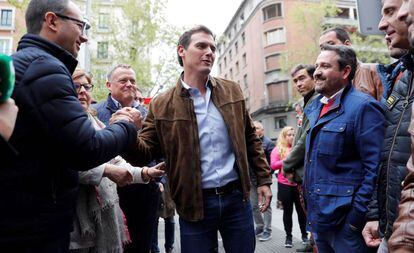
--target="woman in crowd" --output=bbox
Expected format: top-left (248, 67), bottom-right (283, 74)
top-left (69, 69), bottom-right (165, 253)
top-left (270, 126), bottom-right (307, 248)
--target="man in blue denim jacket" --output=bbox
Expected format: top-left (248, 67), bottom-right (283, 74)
top-left (304, 44), bottom-right (385, 252)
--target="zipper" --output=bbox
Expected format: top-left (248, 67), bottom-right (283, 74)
top-left (384, 72), bottom-right (413, 237)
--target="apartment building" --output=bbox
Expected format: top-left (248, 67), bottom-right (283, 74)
top-left (217, 0), bottom-right (360, 139)
top-left (0, 0), bottom-right (25, 55)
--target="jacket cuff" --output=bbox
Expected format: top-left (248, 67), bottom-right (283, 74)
top-left (347, 207), bottom-right (366, 230)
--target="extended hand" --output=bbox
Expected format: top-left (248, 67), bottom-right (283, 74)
top-left (109, 107), bottom-right (142, 129)
top-left (257, 185), bottom-right (272, 213)
top-left (104, 164), bottom-right (133, 187)
top-left (362, 220), bottom-right (381, 247)
top-left (123, 107), bottom-right (143, 129)
top-left (147, 162), bottom-right (166, 178)
top-left (0, 98), bottom-right (18, 141)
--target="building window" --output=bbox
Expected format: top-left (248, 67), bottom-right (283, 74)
top-left (0, 38), bottom-right (12, 55)
top-left (229, 49), bottom-right (232, 61)
top-left (1, 9), bottom-right (12, 27)
top-left (98, 13), bottom-right (109, 29)
top-left (235, 61), bottom-right (239, 74)
top-left (336, 7), bottom-right (350, 19)
top-left (265, 54), bottom-right (280, 71)
top-left (242, 53), bottom-right (247, 66)
top-left (241, 32), bottom-right (246, 46)
top-left (230, 68), bottom-right (233, 80)
top-left (274, 116), bottom-right (287, 129)
top-left (97, 42), bottom-right (108, 59)
top-left (243, 74), bottom-right (248, 89)
top-left (219, 63), bottom-right (222, 74)
top-left (224, 56), bottom-right (227, 68)
top-left (235, 41), bottom-right (239, 54)
top-left (265, 28), bottom-right (285, 45)
top-left (263, 3), bottom-right (282, 21)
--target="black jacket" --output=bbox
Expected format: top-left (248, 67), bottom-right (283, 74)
top-left (0, 34), bottom-right (138, 245)
top-left (367, 65), bottom-right (413, 239)
top-left (0, 136), bottom-right (17, 166)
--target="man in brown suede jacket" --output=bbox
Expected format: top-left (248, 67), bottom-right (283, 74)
top-left (121, 25), bottom-right (272, 253)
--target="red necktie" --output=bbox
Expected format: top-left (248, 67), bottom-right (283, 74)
top-left (319, 99), bottom-right (334, 118)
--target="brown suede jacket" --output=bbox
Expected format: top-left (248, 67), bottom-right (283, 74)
top-left (125, 76), bottom-right (272, 221)
top-left (389, 105), bottom-right (414, 253)
top-left (354, 62), bottom-right (383, 101)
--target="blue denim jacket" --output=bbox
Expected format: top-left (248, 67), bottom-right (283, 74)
top-left (304, 85), bottom-right (385, 233)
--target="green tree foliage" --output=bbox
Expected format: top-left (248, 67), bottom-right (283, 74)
top-left (282, 0), bottom-right (389, 101)
top-left (349, 33), bottom-right (390, 64)
top-left (7, 0), bottom-right (29, 9)
top-left (281, 0), bottom-right (339, 75)
top-left (90, 0), bottom-right (181, 101)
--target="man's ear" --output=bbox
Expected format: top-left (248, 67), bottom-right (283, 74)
top-left (342, 65), bottom-right (352, 80)
top-left (177, 45), bottom-right (185, 58)
top-left (106, 81), bottom-right (112, 91)
top-left (43, 12), bottom-right (59, 32)
top-left (344, 39), bottom-right (352, 46)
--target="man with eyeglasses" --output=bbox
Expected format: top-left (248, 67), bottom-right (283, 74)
top-left (1, 0), bottom-right (140, 252)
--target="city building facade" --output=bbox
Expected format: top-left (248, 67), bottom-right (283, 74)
top-left (0, 0), bottom-right (25, 55)
top-left (216, 0), bottom-right (360, 139)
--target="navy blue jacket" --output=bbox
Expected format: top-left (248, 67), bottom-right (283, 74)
top-left (304, 85), bottom-right (385, 233)
top-left (0, 34), bottom-right (138, 245)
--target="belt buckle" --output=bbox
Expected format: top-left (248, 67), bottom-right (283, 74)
top-left (215, 187), bottom-right (225, 195)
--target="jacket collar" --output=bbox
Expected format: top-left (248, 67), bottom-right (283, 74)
top-left (306, 84), bottom-right (353, 128)
top-left (17, 34), bottom-right (78, 74)
top-left (105, 93), bottom-right (120, 113)
top-left (175, 72), bottom-right (216, 97)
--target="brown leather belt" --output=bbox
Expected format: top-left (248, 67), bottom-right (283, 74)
top-left (202, 180), bottom-right (240, 195)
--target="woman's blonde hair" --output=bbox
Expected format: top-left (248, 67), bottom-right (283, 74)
top-left (72, 68), bottom-right (92, 84)
top-left (276, 126), bottom-right (295, 159)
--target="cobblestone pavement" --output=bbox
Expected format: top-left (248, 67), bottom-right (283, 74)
top-left (156, 177), bottom-right (307, 253)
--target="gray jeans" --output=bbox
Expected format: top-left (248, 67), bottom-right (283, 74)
top-left (377, 238), bottom-right (388, 253)
top-left (250, 183), bottom-right (272, 233)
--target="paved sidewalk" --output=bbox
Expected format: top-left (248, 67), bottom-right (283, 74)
top-left (156, 177), bottom-right (307, 253)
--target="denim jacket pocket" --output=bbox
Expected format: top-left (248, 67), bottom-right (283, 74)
top-left (315, 184), bottom-right (354, 227)
top-left (317, 123), bottom-right (346, 155)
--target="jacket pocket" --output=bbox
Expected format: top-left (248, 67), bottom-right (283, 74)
top-left (317, 123), bottom-right (346, 155)
top-left (316, 184), bottom-right (354, 226)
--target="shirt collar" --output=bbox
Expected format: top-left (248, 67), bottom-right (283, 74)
top-left (320, 88), bottom-right (344, 105)
top-left (181, 77), bottom-right (211, 95)
top-left (110, 96), bottom-right (139, 109)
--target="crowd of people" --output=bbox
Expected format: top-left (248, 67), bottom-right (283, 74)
top-left (2, 0), bottom-right (414, 252)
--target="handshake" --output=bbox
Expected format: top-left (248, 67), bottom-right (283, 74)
top-left (109, 107), bottom-right (143, 129)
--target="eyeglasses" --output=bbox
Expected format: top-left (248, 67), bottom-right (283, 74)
top-left (55, 13), bottom-right (91, 35)
top-left (74, 82), bottom-right (93, 92)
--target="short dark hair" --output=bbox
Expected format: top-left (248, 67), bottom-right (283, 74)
top-left (321, 27), bottom-right (351, 44)
top-left (26, 0), bottom-right (69, 34)
top-left (320, 44), bottom-right (357, 81)
top-left (177, 25), bottom-right (215, 67)
top-left (290, 64), bottom-right (315, 78)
